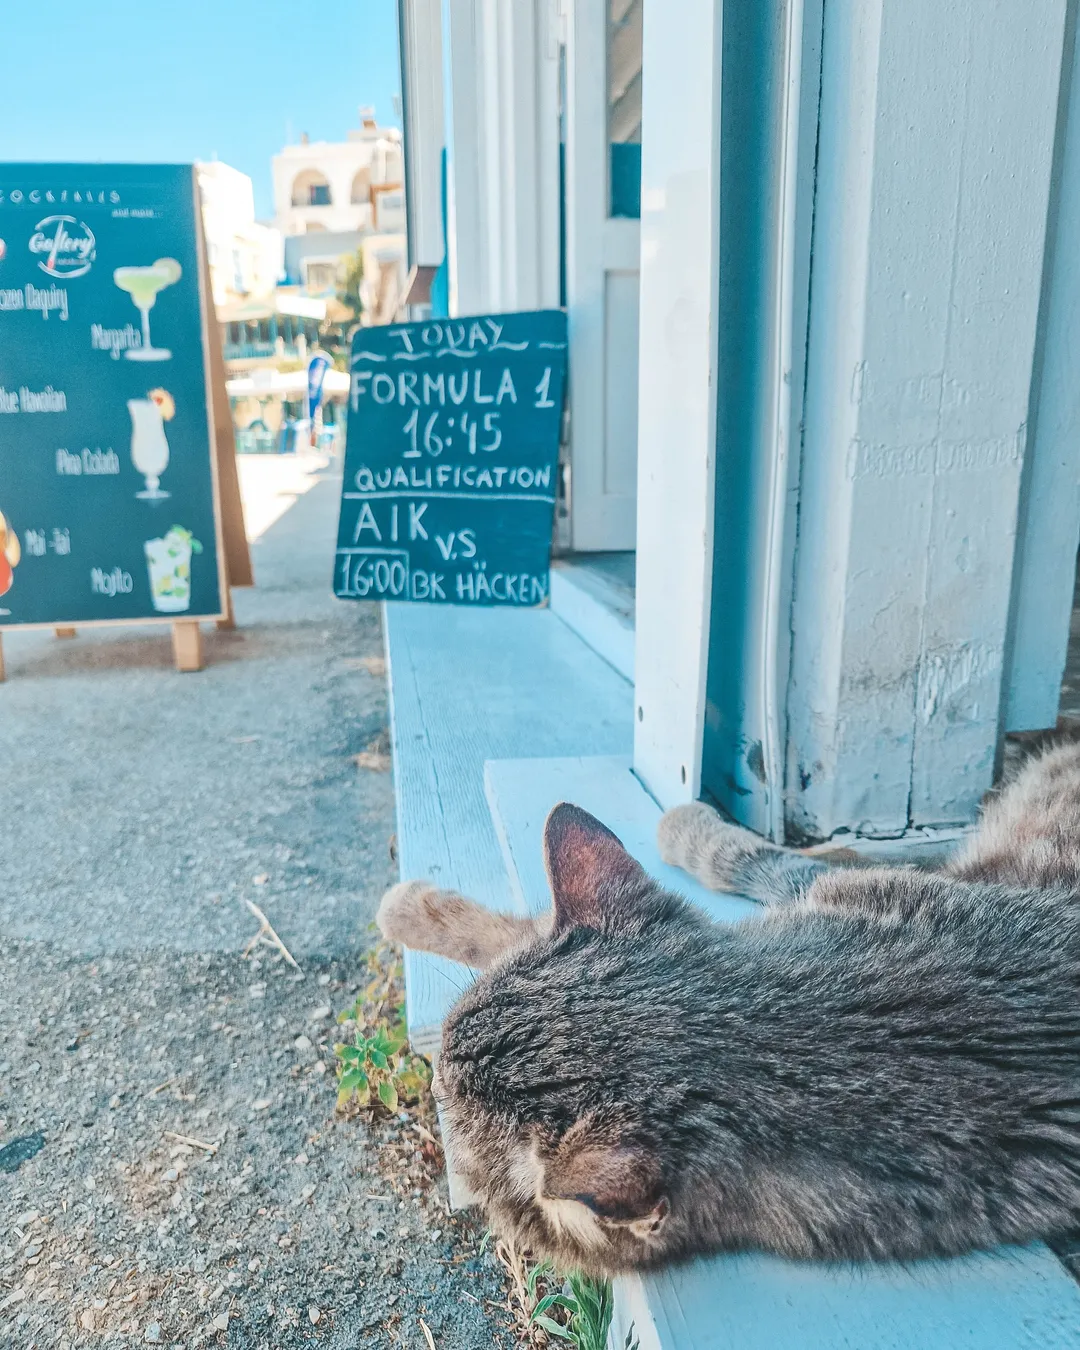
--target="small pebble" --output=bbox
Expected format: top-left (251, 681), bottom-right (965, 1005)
top-left (212, 1313), bottom-right (230, 1331)
top-left (252, 1098), bottom-right (272, 1112)
top-left (144, 1322), bottom-right (162, 1343)
top-left (317, 974), bottom-right (331, 987)
top-left (310, 1005), bottom-right (331, 1021)
top-left (162, 1169), bottom-right (180, 1183)
top-left (308, 1306), bottom-right (321, 1325)
top-left (293, 1035), bottom-right (313, 1052)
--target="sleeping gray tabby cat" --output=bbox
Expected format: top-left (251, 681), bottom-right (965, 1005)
top-left (377, 742), bottom-right (1080, 1277)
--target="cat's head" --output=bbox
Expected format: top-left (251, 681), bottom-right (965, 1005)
top-left (435, 804), bottom-right (718, 1276)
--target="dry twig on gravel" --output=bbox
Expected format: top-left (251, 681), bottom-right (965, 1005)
top-left (242, 898), bottom-right (302, 970)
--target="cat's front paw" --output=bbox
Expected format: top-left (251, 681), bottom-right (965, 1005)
top-left (376, 879), bottom-right (440, 947)
top-left (658, 803), bottom-right (766, 889)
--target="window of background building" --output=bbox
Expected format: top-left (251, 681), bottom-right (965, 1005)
top-left (305, 261), bottom-right (336, 293)
top-left (608, 0), bottom-right (642, 218)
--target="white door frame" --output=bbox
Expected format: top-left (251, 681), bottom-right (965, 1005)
top-left (632, 0), bottom-right (723, 809)
top-left (564, 0), bottom-right (641, 551)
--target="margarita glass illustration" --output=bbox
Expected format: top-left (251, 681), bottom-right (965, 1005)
top-left (114, 257), bottom-right (182, 360)
top-left (0, 508), bottom-right (20, 611)
top-left (128, 387), bottom-right (175, 499)
top-left (145, 525), bottom-right (201, 613)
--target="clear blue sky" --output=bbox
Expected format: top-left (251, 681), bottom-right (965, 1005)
top-left (0, 0), bottom-right (402, 218)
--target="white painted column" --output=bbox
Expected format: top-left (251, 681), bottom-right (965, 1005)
top-left (398, 0), bottom-right (445, 267)
top-left (441, 0), bottom-right (486, 315)
top-left (479, 0), bottom-right (561, 311)
top-left (787, 0), bottom-right (1070, 839)
top-left (439, 0), bottom-right (560, 317)
top-left (632, 0), bottom-right (722, 810)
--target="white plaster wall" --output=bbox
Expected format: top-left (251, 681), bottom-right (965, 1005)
top-left (787, 0), bottom-right (1069, 838)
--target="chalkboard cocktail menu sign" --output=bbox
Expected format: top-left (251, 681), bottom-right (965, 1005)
top-left (0, 163), bottom-right (243, 672)
top-left (335, 310), bottom-right (567, 607)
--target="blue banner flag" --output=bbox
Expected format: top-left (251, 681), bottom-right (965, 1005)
top-left (307, 354), bottom-right (330, 424)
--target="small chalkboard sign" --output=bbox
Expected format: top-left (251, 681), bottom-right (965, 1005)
top-left (0, 163), bottom-right (251, 674)
top-left (334, 310), bottom-right (567, 607)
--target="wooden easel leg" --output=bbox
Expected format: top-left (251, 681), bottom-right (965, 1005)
top-left (216, 589), bottom-right (236, 632)
top-left (55, 627), bottom-right (76, 638)
top-left (172, 621), bottom-right (204, 673)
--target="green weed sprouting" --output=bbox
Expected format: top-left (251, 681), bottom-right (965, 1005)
top-left (333, 943), bottom-right (432, 1113)
top-left (527, 1263), bottom-right (638, 1350)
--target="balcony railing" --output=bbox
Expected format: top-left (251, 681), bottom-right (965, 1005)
top-left (223, 341), bottom-right (303, 362)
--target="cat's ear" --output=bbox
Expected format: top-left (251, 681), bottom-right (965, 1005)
top-left (543, 803), bottom-right (647, 935)
top-left (543, 1125), bottom-right (669, 1236)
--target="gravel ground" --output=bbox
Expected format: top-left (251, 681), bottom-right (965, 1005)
top-left (0, 461), bottom-right (510, 1349)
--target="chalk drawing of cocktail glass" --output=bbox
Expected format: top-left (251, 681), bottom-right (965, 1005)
top-left (145, 525), bottom-right (202, 613)
top-left (114, 257), bottom-right (182, 361)
top-left (128, 388), bottom-right (175, 499)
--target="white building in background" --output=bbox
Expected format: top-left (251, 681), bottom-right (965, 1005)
top-left (196, 160), bottom-right (282, 307)
top-left (271, 108), bottom-right (406, 237)
top-left (270, 108), bottom-right (408, 325)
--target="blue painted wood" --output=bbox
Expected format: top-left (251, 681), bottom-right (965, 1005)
top-left (486, 754), bottom-right (1080, 1349)
top-left (549, 562), bottom-right (636, 682)
top-left (383, 602), bottom-right (633, 1050)
top-left (615, 1246), bottom-right (1080, 1350)
top-left (484, 755), bottom-right (756, 924)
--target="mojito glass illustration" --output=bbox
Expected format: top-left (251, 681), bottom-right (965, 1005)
top-left (145, 526), bottom-right (202, 613)
top-left (114, 257), bottom-right (182, 361)
top-left (128, 396), bottom-right (171, 499)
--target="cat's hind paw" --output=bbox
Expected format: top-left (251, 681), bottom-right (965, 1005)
top-left (658, 803), bottom-right (769, 891)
